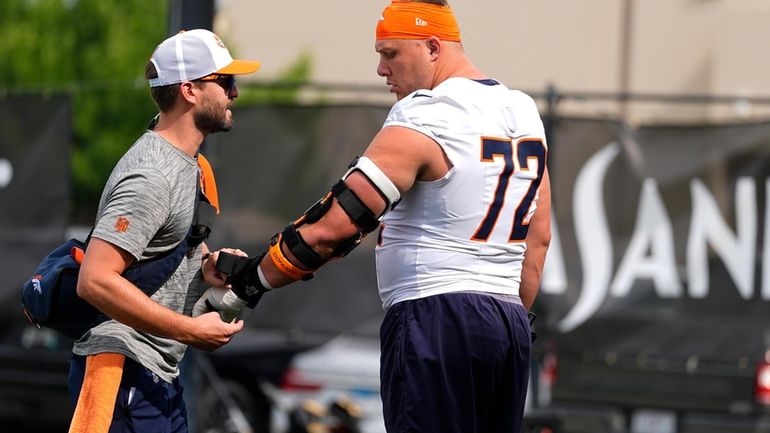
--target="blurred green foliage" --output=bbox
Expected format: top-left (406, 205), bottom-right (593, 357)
top-left (238, 51), bottom-right (317, 105)
top-left (0, 0), bottom-right (313, 221)
top-left (0, 0), bottom-right (169, 219)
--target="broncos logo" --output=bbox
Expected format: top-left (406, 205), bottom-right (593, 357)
top-left (114, 216), bottom-right (129, 233)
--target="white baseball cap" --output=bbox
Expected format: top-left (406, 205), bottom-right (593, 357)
top-left (148, 29), bottom-right (261, 87)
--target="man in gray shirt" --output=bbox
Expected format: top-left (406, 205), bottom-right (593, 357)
top-left (68, 29), bottom-right (260, 433)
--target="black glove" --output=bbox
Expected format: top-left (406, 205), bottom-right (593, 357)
top-left (528, 311), bottom-right (538, 343)
top-left (215, 252), bottom-right (270, 308)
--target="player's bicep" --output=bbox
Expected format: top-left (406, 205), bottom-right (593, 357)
top-left (363, 126), bottom-right (441, 194)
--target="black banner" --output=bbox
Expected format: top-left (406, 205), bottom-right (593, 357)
top-left (0, 95), bottom-right (71, 298)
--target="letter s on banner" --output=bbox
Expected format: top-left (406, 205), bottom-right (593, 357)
top-left (0, 158), bottom-right (12, 189)
top-left (557, 142), bottom-right (619, 333)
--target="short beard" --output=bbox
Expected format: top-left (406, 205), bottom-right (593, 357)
top-left (194, 97), bottom-right (232, 134)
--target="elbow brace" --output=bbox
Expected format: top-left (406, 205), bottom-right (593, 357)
top-left (272, 156), bottom-right (401, 281)
top-left (218, 157), bottom-right (402, 292)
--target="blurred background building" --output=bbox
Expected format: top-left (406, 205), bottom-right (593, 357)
top-left (214, 0), bottom-right (770, 122)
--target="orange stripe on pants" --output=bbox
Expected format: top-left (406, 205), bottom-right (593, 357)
top-left (69, 353), bottom-right (125, 433)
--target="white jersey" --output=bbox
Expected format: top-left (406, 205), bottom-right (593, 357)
top-left (375, 77), bottom-right (547, 309)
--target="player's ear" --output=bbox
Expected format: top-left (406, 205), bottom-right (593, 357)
top-left (426, 36), bottom-right (440, 60)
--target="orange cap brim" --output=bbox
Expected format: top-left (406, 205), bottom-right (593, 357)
top-left (217, 59), bottom-right (261, 75)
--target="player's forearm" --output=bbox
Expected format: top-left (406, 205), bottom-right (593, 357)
top-left (520, 246), bottom-right (547, 310)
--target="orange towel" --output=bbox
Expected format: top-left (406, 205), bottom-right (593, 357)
top-left (198, 153), bottom-right (220, 214)
top-left (69, 353), bottom-right (125, 433)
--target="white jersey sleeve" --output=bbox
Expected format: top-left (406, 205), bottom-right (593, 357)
top-left (375, 78), bottom-right (547, 309)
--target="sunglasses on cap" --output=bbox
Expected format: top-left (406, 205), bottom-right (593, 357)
top-left (195, 74), bottom-right (237, 93)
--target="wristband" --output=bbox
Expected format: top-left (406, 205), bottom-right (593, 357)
top-left (257, 265), bottom-right (274, 290)
top-left (268, 234), bottom-right (314, 281)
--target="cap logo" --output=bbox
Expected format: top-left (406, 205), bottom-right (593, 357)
top-left (211, 34), bottom-right (226, 49)
top-left (415, 17), bottom-right (428, 26)
top-left (114, 216), bottom-right (130, 233)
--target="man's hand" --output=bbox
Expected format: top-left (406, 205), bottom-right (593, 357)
top-left (183, 311), bottom-right (244, 352)
top-left (193, 287), bottom-right (247, 322)
top-left (194, 251), bottom-right (270, 321)
top-left (202, 248), bottom-right (248, 287)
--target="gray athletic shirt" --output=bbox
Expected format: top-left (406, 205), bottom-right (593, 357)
top-left (72, 130), bottom-right (206, 382)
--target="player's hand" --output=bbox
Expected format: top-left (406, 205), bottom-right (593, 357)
top-left (217, 252), bottom-right (271, 308)
top-left (184, 311), bottom-right (244, 352)
top-left (192, 287), bottom-right (247, 322)
top-left (202, 248), bottom-right (248, 287)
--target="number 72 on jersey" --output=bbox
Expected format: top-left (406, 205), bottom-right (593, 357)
top-left (471, 137), bottom-right (547, 243)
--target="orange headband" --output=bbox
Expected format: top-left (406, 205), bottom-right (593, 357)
top-left (376, 1), bottom-right (462, 42)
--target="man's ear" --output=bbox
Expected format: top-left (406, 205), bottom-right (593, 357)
top-left (179, 81), bottom-right (198, 104)
top-left (426, 36), bottom-right (441, 60)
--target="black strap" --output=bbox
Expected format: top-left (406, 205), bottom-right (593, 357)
top-left (331, 180), bottom-right (379, 233)
top-left (188, 195), bottom-right (216, 247)
top-left (215, 251), bottom-right (249, 276)
top-left (129, 176), bottom-right (214, 293)
top-left (281, 225), bottom-right (325, 270)
top-left (121, 234), bottom-right (191, 295)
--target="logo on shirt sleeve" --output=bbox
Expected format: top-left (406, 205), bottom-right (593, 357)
top-left (114, 216), bottom-right (130, 233)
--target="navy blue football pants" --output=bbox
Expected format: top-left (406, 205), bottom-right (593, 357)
top-left (68, 354), bottom-right (188, 433)
top-left (380, 292), bottom-right (532, 433)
